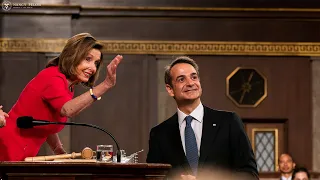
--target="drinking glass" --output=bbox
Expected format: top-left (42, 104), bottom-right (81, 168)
top-left (96, 145), bottom-right (113, 162)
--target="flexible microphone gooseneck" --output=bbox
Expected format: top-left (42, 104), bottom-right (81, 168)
top-left (17, 116), bottom-right (121, 163)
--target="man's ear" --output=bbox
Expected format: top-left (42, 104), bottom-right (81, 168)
top-left (293, 163), bottom-right (296, 169)
top-left (165, 84), bottom-right (174, 97)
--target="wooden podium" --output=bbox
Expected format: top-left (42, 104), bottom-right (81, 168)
top-left (0, 161), bottom-right (171, 180)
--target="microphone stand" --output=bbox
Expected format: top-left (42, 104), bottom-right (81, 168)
top-left (39, 121), bottom-right (121, 163)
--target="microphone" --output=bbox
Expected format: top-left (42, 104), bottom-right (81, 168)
top-left (17, 116), bottom-right (121, 163)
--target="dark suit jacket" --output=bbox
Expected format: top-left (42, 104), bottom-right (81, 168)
top-left (146, 106), bottom-right (258, 179)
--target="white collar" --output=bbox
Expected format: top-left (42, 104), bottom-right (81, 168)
top-left (177, 102), bottom-right (204, 127)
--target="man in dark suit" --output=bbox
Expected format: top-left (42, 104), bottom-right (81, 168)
top-left (146, 56), bottom-right (258, 180)
top-left (279, 153), bottom-right (295, 180)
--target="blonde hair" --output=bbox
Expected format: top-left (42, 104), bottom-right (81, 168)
top-left (46, 33), bottom-right (104, 87)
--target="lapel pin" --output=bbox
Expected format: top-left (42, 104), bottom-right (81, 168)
top-left (213, 124), bottom-right (216, 126)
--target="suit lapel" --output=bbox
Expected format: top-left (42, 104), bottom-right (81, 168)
top-left (198, 107), bottom-right (220, 169)
top-left (168, 113), bottom-right (192, 174)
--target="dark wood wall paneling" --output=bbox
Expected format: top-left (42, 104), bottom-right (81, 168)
top-left (73, 17), bottom-right (320, 42)
top-left (71, 55), bottom-right (157, 162)
top-left (3, 1), bottom-right (320, 42)
top-left (195, 56), bottom-right (311, 168)
top-left (0, 53), bottom-right (44, 111)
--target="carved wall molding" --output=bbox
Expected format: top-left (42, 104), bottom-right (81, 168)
top-left (1, 38), bottom-right (320, 56)
top-left (0, 38), bottom-right (67, 53)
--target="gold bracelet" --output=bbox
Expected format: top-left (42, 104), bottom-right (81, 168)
top-left (89, 88), bottom-right (101, 101)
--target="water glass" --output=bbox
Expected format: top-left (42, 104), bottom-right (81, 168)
top-left (96, 145), bottom-right (113, 162)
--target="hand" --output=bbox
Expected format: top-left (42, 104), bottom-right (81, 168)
top-left (103, 55), bottom-right (123, 88)
top-left (53, 146), bottom-right (67, 155)
top-left (0, 105), bottom-right (9, 128)
top-left (181, 174), bottom-right (197, 180)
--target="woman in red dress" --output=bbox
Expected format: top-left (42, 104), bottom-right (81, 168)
top-left (0, 33), bottom-right (123, 161)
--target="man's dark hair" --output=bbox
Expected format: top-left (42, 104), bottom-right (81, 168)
top-left (164, 56), bottom-right (199, 87)
top-left (278, 153), bottom-right (294, 163)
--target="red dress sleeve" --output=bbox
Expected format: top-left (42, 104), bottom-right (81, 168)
top-left (41, 76), bottom-right (72, 115)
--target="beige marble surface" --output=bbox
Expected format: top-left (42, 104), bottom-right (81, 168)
top-left (312, 58), bottom-right (320, 172)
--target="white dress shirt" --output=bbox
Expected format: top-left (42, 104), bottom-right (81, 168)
top-left (177, 102), bottom-right (204, 156)
top-left (281, 176), bottom-right (292, 180)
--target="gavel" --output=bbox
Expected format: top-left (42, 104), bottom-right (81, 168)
top-left (24, 147), bottom-right (94, 162)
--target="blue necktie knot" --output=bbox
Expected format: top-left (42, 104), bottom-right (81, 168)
top-left (185, 115), bottom-right (193, 126)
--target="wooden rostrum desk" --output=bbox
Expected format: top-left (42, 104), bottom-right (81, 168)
top-left (0, 161), bottom-right (171, 180)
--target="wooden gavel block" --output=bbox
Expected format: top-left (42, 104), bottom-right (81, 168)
top-left (24, 147), bottom-right (93, 162)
